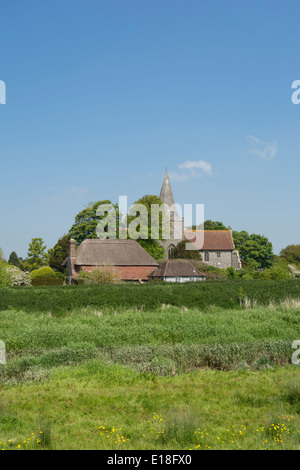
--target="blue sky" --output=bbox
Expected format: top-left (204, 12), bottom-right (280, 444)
top-left (0, 0), bottom-right (299, 258)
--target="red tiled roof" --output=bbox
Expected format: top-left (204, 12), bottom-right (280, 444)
top-left (184, 230), bottom-right (235, 251)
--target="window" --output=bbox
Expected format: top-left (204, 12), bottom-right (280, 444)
top-left (217, 251), bottom-right (221, 258)
top-left (168, 244), bottom-right (175, 259)
top-left (204, 252), bottom-right (209, 262)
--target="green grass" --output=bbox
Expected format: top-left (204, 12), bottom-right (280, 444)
top-left (1, 363), bottom-right (300, 450)
top-left (1, 295), bottom-right (300, 450)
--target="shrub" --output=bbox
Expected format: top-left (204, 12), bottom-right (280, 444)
top-left (6, 266), bottom-right (31, 287)
top-left (76, 267), bottom-right (121, 285)
top-left (31, 266), bottom-right (56, 279)
top-left (31, 278), bottom-right (64, 286)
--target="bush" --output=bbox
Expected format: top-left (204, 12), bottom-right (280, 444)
top-left (31, 278), bottom-right (64, 286)
top-left (6, 266), bottom-right (31, 287)
top-left (0, 259), bottom-right (31, 287)
top-left (31, 266), bottom-right (57, 279)
top-left (76, 267), bottom-right (121, 285)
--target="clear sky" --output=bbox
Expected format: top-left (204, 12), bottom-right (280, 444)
top-left (0, 0), bottom-right (299, 259)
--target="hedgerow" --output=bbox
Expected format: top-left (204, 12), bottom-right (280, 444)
top-left (0, 279), bottom-right (299, 313)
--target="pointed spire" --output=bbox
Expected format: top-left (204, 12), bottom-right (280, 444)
top-left (160, 169), bottom-right (176, 208)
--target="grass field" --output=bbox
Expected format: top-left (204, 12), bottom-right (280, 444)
top-left (0, 283), bottom-right (300, 450)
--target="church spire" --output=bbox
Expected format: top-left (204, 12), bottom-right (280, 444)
top-left (160, 169), bottom-right (176, 208)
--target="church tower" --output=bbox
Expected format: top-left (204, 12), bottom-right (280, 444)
top-left (159, 170), bottom-right (184, 258)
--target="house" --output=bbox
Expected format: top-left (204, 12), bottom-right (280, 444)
top-left (159, 170), bottom-right (242, 269)
top-left (148, 259), bottom-right (206, 283)
top-left (64, 238), bottom-right (159, 281)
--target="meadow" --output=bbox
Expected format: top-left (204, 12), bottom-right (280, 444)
top-left (0, 281), bottom-right (300, 450)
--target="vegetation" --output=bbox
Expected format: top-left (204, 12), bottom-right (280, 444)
top-left (75, 267), bottom-right (121, 285)
top-left (280, 245), bottom-right (300, 267)
top-left (48, 235), bottom-right (69, 273)
top-left (0, 279), bottom-right (300, 313)
top-left (127, 194), bottom-right (167, 260)
top-left (68, 200), bottom-right (120, 245)
top-left (0, 300), bottom-right (300, 450)
top-left (25, 238), bottom-right (49, 271)
top-left (172, 240), bottom-right (202, 260)
top-left (232, 230), bottom-right (274, 269)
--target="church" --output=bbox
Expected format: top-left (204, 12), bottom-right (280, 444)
top-left (159, 170), bottom-right (242, 270)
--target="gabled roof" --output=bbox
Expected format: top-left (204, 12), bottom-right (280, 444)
top-left (184, 230), bottom-right (235, 251)
top-left (71, 239), bottom-right (159, 267)
top-left (149, 259), bottom-right (206, 278)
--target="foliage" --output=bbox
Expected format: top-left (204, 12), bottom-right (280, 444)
top-left (0, 258), bottom-right (12, 288)
top-left (25, 238), bottom-right (49, 271)
top-left (1, 279), bottom-right (300, 314)
top-left (48, 235), bottom-right (69, 273)
top-left (259, 259), bottom-right (292, 280)
top-left (76, 267), bottom-right (121, 285)
top-left (280, 245), bottom-right (300, 267)
top-left (31, 266), bottom-right (57, 279)
top-left (31, 278), bottom-right (64, 286)
top-left (172, 240), bottom-right (202, 260)
top-left (6, 266), bottom-right (32, 287)
top-left (127, 195), bottom-right (166, 260)
top-left (68, 201), bottom-right (120, 245)
top-left (232, 230), bottom-right (274, 269)
top-left (187, 220), bottom-right (229, 230)
top-left (8, 251), bottom-right (21, 268)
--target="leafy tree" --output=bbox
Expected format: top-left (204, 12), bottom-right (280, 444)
top-left (68, 201), bottom-right (120, 245)
top-left (25, 238), bottom-right (49, 271)
top-left (232, 231), bottom-right (274, 269)
top-left (127, 195), bottom-right (167, 260)
top-left (187, 220), bottom-right (229, 231)
top-left (48, 235), bottom-right (70, 273)
top-left (8, 251), bottom-right (20, 268)
top-left (280, 245), bottom-right (300, 266)
top-left (172, 240), bottom-right (202, 260)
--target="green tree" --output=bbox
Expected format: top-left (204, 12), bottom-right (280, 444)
top-left (8, 251), bottom-right (20, 268)
top-left (48, 235), bottom-right (69, 273)
top-left (68, 201), bottom-right (120, 245)
top-left (232, 231), bottom-right (274, 269)
top-left (25, 238), bottom-right (49, 271)
top-left (187, 220), bottom-right (229, 231)
top-left (172, 240), bottom-right (202, 260)
top-left (280, 245), bottom-right (300, 266)
top-left (127, 195), bottom-right (167, 260)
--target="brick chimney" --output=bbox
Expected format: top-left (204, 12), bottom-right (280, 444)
top-left (68, 239), bottom-right (76, 277)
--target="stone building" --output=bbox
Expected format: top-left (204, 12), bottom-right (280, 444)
top-left (159, 170), bottom-right (242, 269)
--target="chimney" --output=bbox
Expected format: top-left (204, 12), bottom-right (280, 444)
top-left (69, 239), bottom-right (76, 276)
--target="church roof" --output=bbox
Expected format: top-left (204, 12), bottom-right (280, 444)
top-left (184, 230), bottom-right (235, 251)
top-left (160, 170), bottom-right (176, 208)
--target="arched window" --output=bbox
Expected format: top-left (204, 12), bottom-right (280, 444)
top-left (204, 251), bottom-right (209, 262)
top-left (168, 244), bottom-right (175, 259)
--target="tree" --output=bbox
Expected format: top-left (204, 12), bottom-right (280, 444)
top-left (232, 231), bottom-right (274, 269)
top-left (25, 238), bottom-right (49, 271)
top-left (127, 195), bottom-right (167, 260)
top-left (68, 201), bottom-right (120, 245)
top-left (8, 251), bottom-right (20, 268)
top-left (280, 245), bottom-right (300, 266)
top-left (172, 240), bottom-right (202, 260)
top-left (187, 220), bottom-right (229, 231)
top-left (48, 235), bottom-right (70, 272)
